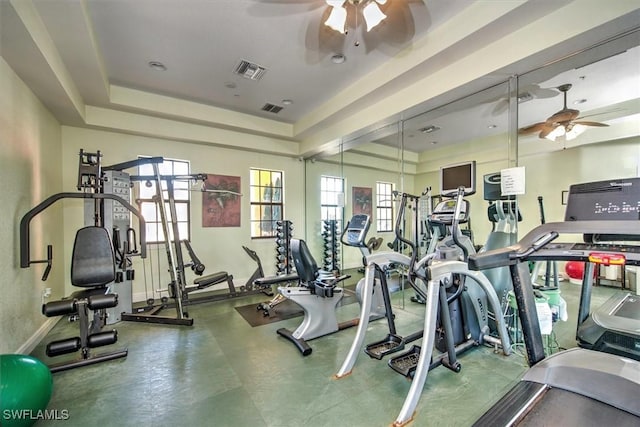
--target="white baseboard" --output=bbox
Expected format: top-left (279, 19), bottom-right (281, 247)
top-left (17, 317), bottom-right (60, 354)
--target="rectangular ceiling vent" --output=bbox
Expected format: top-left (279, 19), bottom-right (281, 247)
top-left (261, 103), bottom-right (283, 114)
top-left (234, 59), bottom-right (267, 81)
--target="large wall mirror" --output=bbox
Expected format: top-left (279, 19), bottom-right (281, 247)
top-left (304, 122), bottom-right (406, 273)
top-left (303, 28), bottom-right (639, 284)
top-left (516, 30), bottom-right (640, 234)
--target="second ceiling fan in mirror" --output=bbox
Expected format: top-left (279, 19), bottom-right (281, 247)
top-left (519, 83), bottom-right (609, 141)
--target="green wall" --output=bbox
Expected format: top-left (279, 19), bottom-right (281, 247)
top-left (0, 57), bottom-right (63, 353)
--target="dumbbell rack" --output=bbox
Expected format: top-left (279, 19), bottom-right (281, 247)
top-left (322, 220), bottom-right (340, 273)
top-left (275, 220), bottom-right (294, 275)
top-left (256, 220), bottom-right (295, 317)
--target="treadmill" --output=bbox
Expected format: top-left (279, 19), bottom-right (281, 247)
top-left (468, 177), bottom-right (640, 426)
top-left (563, 179), bottom-right (640, 360)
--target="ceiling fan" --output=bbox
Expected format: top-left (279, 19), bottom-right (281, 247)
top-left (519, 83), bottom-right (609, 141)
top-left (251, 0), bottom-right (426, 61)
top-left (308, 0), bottom-right (426, 59)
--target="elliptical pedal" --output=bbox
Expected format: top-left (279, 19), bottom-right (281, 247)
top-left (388, 345), bottom-right (422, 378)
top-left (364, 334), bottom-right (405, 359)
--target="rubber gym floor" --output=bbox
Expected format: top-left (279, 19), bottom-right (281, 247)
top-left (30, 271), bottom-right (620, 427)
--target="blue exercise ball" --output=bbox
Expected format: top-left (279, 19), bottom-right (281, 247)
top-left (0, 354), bottom-right (53, 427)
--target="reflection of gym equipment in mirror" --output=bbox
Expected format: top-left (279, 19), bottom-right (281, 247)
top-left (529, 195), bottom-right (562, 289)
top-left (518, 83), bottom-right (609, 141)
top-left (469, 177), bottom-right (640, 425)
top-left (322, 219), bottom-right (340, 272)
top-left (341, 214), bottom-right (389, 320)
top-left (335, 161), bottom-right (513, 426)
top-left (19, 150), bottom-right (148, 372)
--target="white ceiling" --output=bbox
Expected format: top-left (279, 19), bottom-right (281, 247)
top-left (29, 0), bottom-right (472, 123)
top-left (372, 40), bottom-right (640, 153)
top-left (1, 0), bottom-right (639, 158)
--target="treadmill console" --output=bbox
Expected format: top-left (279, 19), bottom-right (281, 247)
top-left (430, 199), bottom-right (470, 225)
top-left (528, 242), bottom-right (640, 266)
top-left (342, 214), bottom-right (371, 247)
top-left (565, 177), bottom-right (640, 221)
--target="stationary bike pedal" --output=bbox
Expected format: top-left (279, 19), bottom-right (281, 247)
top-left (364, 334), bottom-right (404, 360)
top-left (388, 345), bottom-right (422, 378)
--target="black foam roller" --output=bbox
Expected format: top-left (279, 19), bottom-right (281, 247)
top-left (46, 337), bottom-right (81, 357)
top-left (88, 293), bottom-right (118, 310)
top-left (42, 299), bottom-right (77, 317)
top-left (88, 330), bottom-right (118, 348)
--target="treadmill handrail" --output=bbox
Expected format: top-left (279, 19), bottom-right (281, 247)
top-left (469, 220), bottom-right (640, 270)
top-left (20, 192), bottom-right (147, 268)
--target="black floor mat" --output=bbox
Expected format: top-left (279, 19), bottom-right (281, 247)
top-left (235, 289), bottom-right (359, 327)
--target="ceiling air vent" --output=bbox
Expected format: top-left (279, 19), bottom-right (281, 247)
top-left (233, 59), bottom-right (267, 81)
top-left (262, 103), bottom-right (283, 114)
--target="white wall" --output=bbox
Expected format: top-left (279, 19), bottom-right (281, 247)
top-left (0, 57), bottom-right (63, 353)
top-left (61, 126), bottom-right (306, 301)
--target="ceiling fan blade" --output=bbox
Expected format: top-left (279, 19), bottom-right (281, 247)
top-left (520, 84), bottom-right (559, 100)
top-left (248, 0), bottom-right (325, 17)
top-left (573, 121), bottom-right (610, 127)
top-left (574, 108), bottom-right (625, 120)
top-left (518, 122), bottom-right (548, 134)
top-left (538, 124), bottom-right (558, 139)
top-left (304, 6), bottom-right (347, 63)
top-left (360, 0), bottom-right (423, 53)
top-left (491, 99), bottom-right (509, 116)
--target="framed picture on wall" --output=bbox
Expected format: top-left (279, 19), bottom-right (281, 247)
top-left (203, 174), bottom-right (241, 227)
top-left (352, 186), bottom-right (372, 217)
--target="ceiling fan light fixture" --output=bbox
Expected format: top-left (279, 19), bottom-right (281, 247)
top-left (565, 124), bottom-right (587, 140)
top-left (545, 125), bottom-right (566, 141)
top-left (325, 2), bottom-right (347, 34)
top-left (363, 1), bottom-right (386, 32)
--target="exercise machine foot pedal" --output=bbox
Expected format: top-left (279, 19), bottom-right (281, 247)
top-left (388, 345), bottom-right (422, 378)
top-left (364, 334), bottom-right (405, 360)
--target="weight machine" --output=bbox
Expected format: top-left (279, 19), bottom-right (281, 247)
top-left (121, 162), bottom-right (270, 326)
top-left (19, 150), bottom-right (149, 372)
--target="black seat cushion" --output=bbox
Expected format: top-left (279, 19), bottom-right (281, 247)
top-left (290, 239), bottom-right (319, 284)
top-left (71, 227), bottom-right (116, 287)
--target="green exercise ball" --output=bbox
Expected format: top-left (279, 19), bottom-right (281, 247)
top-left (0, 354), bottom-right (53, 427)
